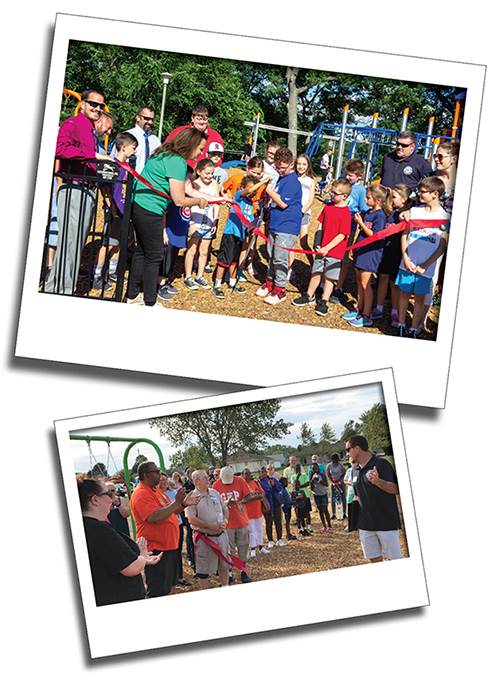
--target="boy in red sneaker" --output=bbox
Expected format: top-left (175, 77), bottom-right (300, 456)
top-left (256, 148), bottom-right (302, 305)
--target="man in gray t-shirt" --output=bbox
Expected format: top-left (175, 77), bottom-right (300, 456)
top-left (185, 470), bottom-right (231, 588)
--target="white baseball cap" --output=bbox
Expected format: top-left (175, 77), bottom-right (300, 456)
top-left (220, 466), bottom-right (234, 484)
top-left (208, 141), bottom-right (224, 154)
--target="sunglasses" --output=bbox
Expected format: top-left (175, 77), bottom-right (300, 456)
top-left (433, 154), bottom-right (450, 161)
top-left (395, 141), bottom-right (413, 148)
top-left (85, 100), bottom-right (106, 111)
top-left (331, 190), bottom-right (344, 196)
top-left (140, 115), bottom-right (154, 122)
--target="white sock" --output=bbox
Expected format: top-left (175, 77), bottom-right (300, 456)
top-left (95, 264), bottom-right (103, 277)
top-left (214, 279), bottom-right (221, 288)
top-left (229, 278), bottom-right (236, 287)
top-left (376, 304), bottom-right (383, 312)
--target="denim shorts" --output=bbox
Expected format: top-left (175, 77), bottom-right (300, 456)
top-left (395, 269), bottom-right (432, 295)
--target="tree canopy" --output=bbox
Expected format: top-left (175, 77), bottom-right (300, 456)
top-left (63, 40), bottom-right (463, 161)
top-left (149, 399), bottom-right (292, 467)
top-left (358, 402), bottom-right (392, 453)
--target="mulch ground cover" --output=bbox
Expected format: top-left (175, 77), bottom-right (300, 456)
top-left (173, 509), bottom-right (409, 595)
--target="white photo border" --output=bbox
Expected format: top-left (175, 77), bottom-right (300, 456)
top-left (55, 367), bottom-right (428, 659)
top-left (16, 14), bottom-right (486, 408)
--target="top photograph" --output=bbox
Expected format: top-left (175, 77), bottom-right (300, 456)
top-left (40, 40), bottom-right (462, 341)
top-left (17, 16), bottom-right (484, 406)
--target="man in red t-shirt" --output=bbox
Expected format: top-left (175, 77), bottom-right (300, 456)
top-left (212, 466), bottom-right (253, 583)
top-left (165, 103), bottom-right (224, 170)
top-left (130, 461), bottom-right (199, 597)
top-left (292, 178), bottom-right (352, 317)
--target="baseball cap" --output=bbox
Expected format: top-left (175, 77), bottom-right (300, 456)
top-left (208, 141), bottom-right (224, 154)
top-left (220, 466), bottom-right (234, 484)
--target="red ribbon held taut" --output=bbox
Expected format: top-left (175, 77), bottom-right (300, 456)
top-left (193, 531), bottom-right (248, 573)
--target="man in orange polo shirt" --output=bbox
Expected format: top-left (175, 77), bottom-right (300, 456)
top-left (212, 466), bottom-right (253, 583)
top-left (130, 461), bottom-right (199, 597)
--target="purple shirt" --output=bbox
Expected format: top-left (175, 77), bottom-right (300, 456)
top-left (55, 112), bottom-right (97, 175)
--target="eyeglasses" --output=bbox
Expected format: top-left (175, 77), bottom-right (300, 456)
top-left (193, 114), bottom-right (208, 120)
top-left (433, 154), bottom-right (450, 161)
top-left (140, 115), bottom-right (154, 122)
top-left (84, 100), bottom-right (106, 111)
top-left (331, 190), bottom-right (344, 196)
top-left (395, 141), bottom-right (413, 148)
top-left (97, 489), bottom-right (115, 498)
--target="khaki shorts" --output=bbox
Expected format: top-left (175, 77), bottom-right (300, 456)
top-left (227, 526), bottom-right (249, 562)
top-left (195, 532), bottom-right (231, 575)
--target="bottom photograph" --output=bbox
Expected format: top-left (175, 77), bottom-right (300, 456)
top-left (56, 369), bottom-right (427, 658)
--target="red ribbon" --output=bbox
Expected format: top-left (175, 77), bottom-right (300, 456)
top-left (193, 531), bottom-right (248, 573)
top-left (346, 219), bottom-right (448, 252)
top-left (116, 160), bottom-right (447, 257)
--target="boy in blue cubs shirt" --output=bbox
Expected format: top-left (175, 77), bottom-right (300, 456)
top-left (212, 175), bottom-right (258, 299)
top-left (256, 147), bottom-right (302, 305)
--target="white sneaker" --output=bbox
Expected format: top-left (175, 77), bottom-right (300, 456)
top-left (268, 541), bottom-right (275, 548)
top-left (276, 539), bottom-right (287, 546)
top-left (263, 291), bottom-right (286, 305)
top-left (250, 549), bottom-right (257, 558)
top-left (259, 547), bottom-right (270, 554)
top-left (247, 264), bottom-right (255, 276)
top-left (256, 283), bottom-right (271, 297)
top-left (127, 292), bottom-right (144, 305)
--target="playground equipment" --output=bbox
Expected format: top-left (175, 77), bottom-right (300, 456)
top-left (71, 434), bottom-right (166, 538)
top-left (245, 92), bottom-right (464, 184)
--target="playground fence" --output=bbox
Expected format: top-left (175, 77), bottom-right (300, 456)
top-left (40, 158), bottom-right (135, 301)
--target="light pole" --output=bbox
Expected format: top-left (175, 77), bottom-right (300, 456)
top-left (158, 71), bottom-right (172, 141)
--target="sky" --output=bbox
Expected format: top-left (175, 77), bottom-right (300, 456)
top-left (70, 383), bottom-right (384, 472)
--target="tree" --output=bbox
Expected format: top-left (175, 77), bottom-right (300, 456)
top-left (340, 419), bottom-right (362, 443)
top-left (89, 462), bottom-right (107, 478)
top-left (359, 403), bottom-right (392, 453)
top-left (167, 444), bottom-right (211, 472)
top-left (318, 422), bottom-right (337, 455)
top-left (299, 422), bottom-right (316, 455)
top-left (149, 399), bottom-right (292, 467)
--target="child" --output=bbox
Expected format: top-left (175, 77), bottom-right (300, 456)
top-left (212, 175), bottom-right (258, 299)
top-left (373, 184), bottom-right (412, 326)
top-left (291, 464), bottom-right (312, 537)
top-left (319, 147), bottom-right (333, 187)
top-left (183, 159), bottom-right (220, 290)
top-left (223, 157), bottom-right (269, 279)
top-left (342, 184), bottom-right (392, 327)
top-left (279, 477), bottom-right (297, 541)
top-left (310, 462), bottom-right (332, 532)
top-left (292, 178), bottom-right (352, 316)
top-left (207, 141), bottom-right (228, 192)
top-left (335, 159), bottom-right (368, 304)
top-left (256, 147), bottom-right (302, 305)
top-left (395, 176), bottom-right (449, 337)
top-left (288, 154), bottom-right (316, 277)
top-left (93, 132), bottom-right (138, 291)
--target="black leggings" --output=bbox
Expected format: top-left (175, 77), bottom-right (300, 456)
top-left (127, 203), bottom-right (165, 305)
top-left (264, 503), bottom-right (283, 542)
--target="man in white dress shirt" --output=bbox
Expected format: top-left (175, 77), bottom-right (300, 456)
top-left (126, 106), bottom-right (161, 174)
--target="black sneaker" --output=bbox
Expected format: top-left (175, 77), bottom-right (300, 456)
top-left (330, 288), bottom-right (346, 305)
top-left (184, 277), bottom-right (198, 291)
top-left (292, 294), bottom-right (314, 307)
top-left (287, 534), bottom-right (297, 541)
top-left (231, 284), bottom-right (247, 294)
top-left (212, 286), bottom-right (225, 300)
top-left (240, 571), bottom-right (253, 583)
top-left (194, 276), bottom-right (211, 289)
top-left (228, 573), bottom-right (235, 585)
top-left (204, 264), bottom-right (214, 273)
top-left (408, 328), bottom-right (418, 338)
top-left (315, 299), bottom-right (329, 316)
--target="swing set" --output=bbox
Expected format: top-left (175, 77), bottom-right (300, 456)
top-left (71, 434), bottom-right (166, 538)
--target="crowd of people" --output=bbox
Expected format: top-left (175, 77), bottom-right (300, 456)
top-left (47, 89), bottom-right (458, 336)
top-left (77, 435), bottom-right (403, 606)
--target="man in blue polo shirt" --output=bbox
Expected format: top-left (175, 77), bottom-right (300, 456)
top-left (381, 131), bottom-right (432, 191)
top-left (346, 434), bottom-right (402, 563)
top-left (256, 147), bottom-right (302, 305)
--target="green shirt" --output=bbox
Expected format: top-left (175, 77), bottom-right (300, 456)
top-left (133, 153), bottom-right (187, 216)
top-left (291, 472), bottom-right (312, 499)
